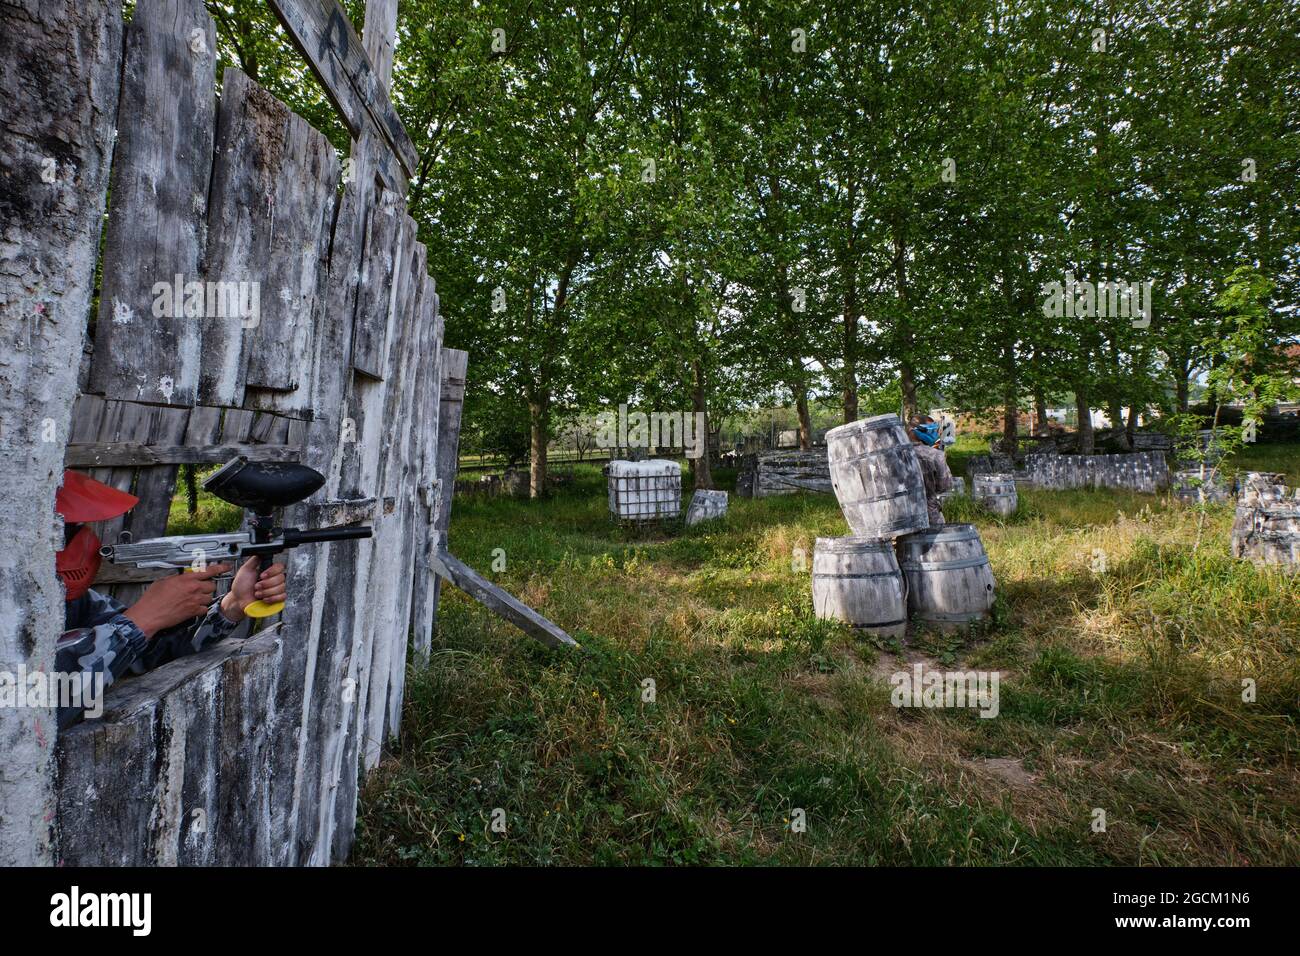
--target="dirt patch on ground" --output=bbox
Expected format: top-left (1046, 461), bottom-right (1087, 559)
top-left (964, 755), bottom-right (1036, 789)
top-left (868, 648), bottom-right (946, 683)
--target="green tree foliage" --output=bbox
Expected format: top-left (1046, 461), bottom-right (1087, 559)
top-left (209, 0), bottom-right (1299, 485)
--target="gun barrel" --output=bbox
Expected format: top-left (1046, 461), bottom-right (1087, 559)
top-left (286, 526), bottom-right (374, 546)
top-left (242, 525), bottom-right (373, 557)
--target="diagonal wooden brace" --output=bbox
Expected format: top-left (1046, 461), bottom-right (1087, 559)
top-left (429, 549), bottom-right (578, 649)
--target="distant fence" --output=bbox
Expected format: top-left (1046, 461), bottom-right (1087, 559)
top-left (966, 451), bottom-right (1170, 493)
top-left (1019, 452), bottom-right (1169, 493)
top-left (1, 0), bottom-right (461, 865)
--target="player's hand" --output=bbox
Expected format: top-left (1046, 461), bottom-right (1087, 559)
top-left (220, 558), bottom-right (287, 623)
top-left (124, 564), bottom-right (232, 638)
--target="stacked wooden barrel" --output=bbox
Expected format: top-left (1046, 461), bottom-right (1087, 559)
top-left (811, 537), bottom-right (907, 638)
top-left (813, 414), bottom-right (997, 635)
top-left (826, 414), bottom-right (930, 537)
top-left (896, 524), bottom-right (997, 630)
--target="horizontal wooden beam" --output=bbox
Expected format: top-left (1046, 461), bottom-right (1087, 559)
top-left (304, 496), bottom-right (376, 528)
top-left (430, 549), bottom-right (578, 649)
top-left (267, 0), bottom-right (418, 178)
top-left (93, 565), bottom-right (170, 585)
top-left (65, 443), bottom-right (301, 467)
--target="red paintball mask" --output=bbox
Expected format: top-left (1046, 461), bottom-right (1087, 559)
top-left (55, 471), bottom-right (138, 601)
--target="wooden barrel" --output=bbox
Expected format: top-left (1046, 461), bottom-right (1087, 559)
top-left (973, 473), bottom-right (1018, 516)
top-left (825, 414), bottom-right (928, 539)
top-left (896, 524), bottom-right (996, 630)
top-left (938, 476), bottom-right (966, 505)
top-left (811, 537), bottom-right (907, 638)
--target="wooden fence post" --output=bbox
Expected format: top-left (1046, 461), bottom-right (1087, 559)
top-left (430, 350), bottom-right (470, 628)
top-left (0, 0), bottom-right (124, 866)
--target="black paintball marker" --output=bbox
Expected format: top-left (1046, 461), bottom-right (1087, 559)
top-left (101, 456), bottom-right (373, 619)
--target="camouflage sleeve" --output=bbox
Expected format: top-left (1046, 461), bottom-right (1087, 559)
top-left (74, 588), bottom-right (132, 628)
top-left (54, 612), bottom-right (148, 730)
top-left (134, 601), bottom-right (247, 672)
top-left (935, 448), bottom-right (955, 493)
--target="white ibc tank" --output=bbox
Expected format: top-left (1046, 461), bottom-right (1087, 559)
top-left (607, 459), bottom-right (682, 521)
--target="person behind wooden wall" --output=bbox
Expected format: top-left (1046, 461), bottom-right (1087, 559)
top-left (50, 470), bottom-right (287, 729)
top-left (907, 415), bottom-right (955, 527)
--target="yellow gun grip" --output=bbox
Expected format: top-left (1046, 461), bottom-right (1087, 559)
top-left (244, 599), bottom-right (284, 619)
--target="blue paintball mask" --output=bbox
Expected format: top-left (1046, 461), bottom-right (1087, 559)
top-left (914, 423), bottom-right (941, 446)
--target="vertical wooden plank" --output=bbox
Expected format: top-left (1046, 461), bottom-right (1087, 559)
top-left (361, 0), bottom-right (398, 91)
top-left (221, 407), bottom-right (255, 444)
top-left (284, 134), bottom-right (384, 866)
top-left (68, 394), bottom-right (108, 446)
top-left (350, 187), bottom-right (402, 379)
top-left (55, 709), bottom-right (159, 865)
top-left (162, 666), bottom-right (224, 865)
top-left (357, 214), bottom-right (419, 774)
top-left (183, 405), bottom-right (223, 447)
top-left (200, 68), bottom-right (340, 408)
top-left (88, 0), bottom-right (216, 406)
top-left (213, 633), bottom-right (282, 865)
top-left (93, 401), bottom-right (157, 606)
top-left (430, 348), bottom-right (469, 631)
top-left (408, 286), bottom-right (444, 664)
top-left (242, 112), bottom-right (338, 412)
top-left (326, 206), bottom-right (415, 862)
top-left (382, 239), bottom-right (431, 744)
top-left (0, 0), bottom-right (123, 864)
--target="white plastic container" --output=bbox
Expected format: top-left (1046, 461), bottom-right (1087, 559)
top-left (607, 459), bottom-right (682, 521)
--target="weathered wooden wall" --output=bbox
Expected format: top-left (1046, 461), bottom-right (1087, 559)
top-left (2, 0), bottom-right (449, 866)
top-left (754, 449), bottom-right (833, 497)
top-left (1020, 451), bottom-right (1169, 493)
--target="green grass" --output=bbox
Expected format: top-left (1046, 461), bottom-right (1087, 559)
top-left (350, 448), bottom-right (1300, 867)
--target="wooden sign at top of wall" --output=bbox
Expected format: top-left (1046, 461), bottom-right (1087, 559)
top-left (267, 0), bottom-right (418, 182)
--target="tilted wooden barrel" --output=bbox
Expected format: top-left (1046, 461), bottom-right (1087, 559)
top-left (896, 524), bottom-right (996, 630)
top-left (825, 414), bottom-right (929, 538)
top-left (811, 537), bottom-right (908, 638)
top-left (973, 473), bottom-right (1018, 516)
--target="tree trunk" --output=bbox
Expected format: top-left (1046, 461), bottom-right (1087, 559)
top-left (1173, 352), bottom-right (1193, 414)
top-left (794, 385), bottom-right (813, 450)
top-left (842, 194), bottom-right (858, 424)
top-left (1075, 389), bottom-right (1094, 454)
top-left (1125, 403), bottom-right (1139, 442)
top-left (900, 360), bottom-right (918, 422)
top-left (528, 393), bottom-right (549, 499)
top-left (1034, 387), bottom-right (1048, 436)
top-left (893, 229), bottom-right (918, 422)
top-left (692, 360), bottom-right (713, 490)
top-left (1002, 334), bottom-right (1018, 451)
top-left (1002, 399), bottom-right (1018, 453)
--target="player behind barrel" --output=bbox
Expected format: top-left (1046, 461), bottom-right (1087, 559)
top-left (907, 414), bottom-right (954, 526)
top-left (52, 470), bottom-right (287, 729)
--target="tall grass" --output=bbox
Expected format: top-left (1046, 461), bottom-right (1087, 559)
top-left (353, 452), bottom-right (1300, 866)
